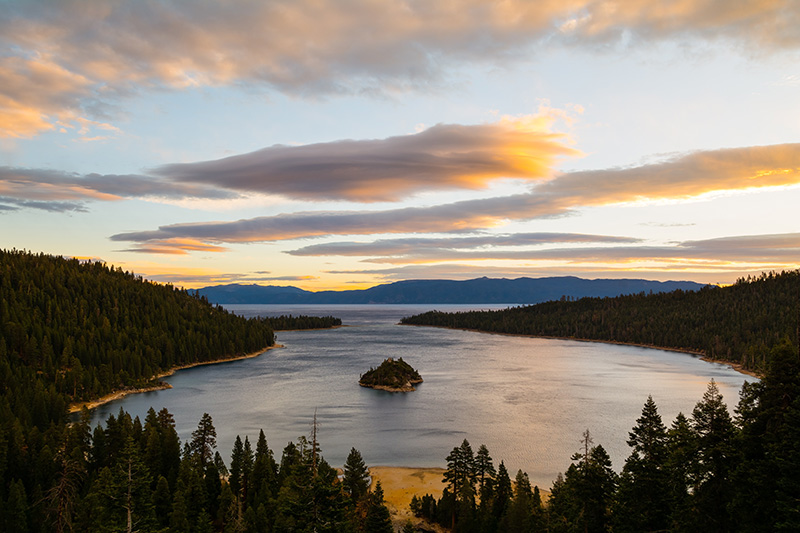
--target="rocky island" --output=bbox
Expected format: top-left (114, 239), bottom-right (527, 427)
top-left (359, 357), bottom-right (423, 392)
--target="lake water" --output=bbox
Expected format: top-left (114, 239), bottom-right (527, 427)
top-left (89, 304), bottom-right (752, 487)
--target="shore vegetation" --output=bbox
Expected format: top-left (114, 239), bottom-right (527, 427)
top-left (359, 357), bottom-right (423, 392)
top-left (401, 270), bottom-right (800, 374)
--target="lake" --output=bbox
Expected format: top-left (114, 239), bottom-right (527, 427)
top-left (88, 304), bottom-right (752, 487)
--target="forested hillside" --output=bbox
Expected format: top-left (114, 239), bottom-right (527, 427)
top-left (0, 249), bottom-right (276, 415)
top-left (402, 270), bottom-right (800, 373)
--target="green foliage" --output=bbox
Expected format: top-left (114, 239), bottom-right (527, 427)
top-left (365, 481), bottom-right (394, 533)
top-left (402, 270), bottom-right (800, 372)
top-left (343, 447), bottom-right (369, 502)
top-left (613, 396), bottom-right (670, 532)
top-left (264, 314), bottom-right (342, 330)
top-left (359, 357), bottom-right (422, 390)
top-left (0, 248), bottom-right (275, 446)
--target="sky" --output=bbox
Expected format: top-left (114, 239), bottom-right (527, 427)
top-left (1, 0), bottom-right (799, 290)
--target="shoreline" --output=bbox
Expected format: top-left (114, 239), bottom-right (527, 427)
top-left (358, 378), bottom-right (423, 393)
top-left (68, 344), bottom-right (284, 413)
top-left (369, 466), bottom-right (447, 529)
top-left (275, 324), bottom-right (349, 332)
top-left (401, 323), bottom-right (762, 379)
top-left (371, 465), bottom-right (551, 528)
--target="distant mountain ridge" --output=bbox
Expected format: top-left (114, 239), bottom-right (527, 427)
top-left (195, 276), bottom-right (707, 305)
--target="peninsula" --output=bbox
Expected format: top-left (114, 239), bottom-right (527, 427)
top-left (359, 357), bottom-right (423, 392)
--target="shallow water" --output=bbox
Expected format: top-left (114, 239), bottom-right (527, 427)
top-left (89, 304), bottom-right (751, 487)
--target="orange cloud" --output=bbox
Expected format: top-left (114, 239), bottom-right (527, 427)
top-left (111, 143), bottom-right (800, 249)
top-left (2, 1), bottom-right (797, 137)
top-left (117, 238), bottom-right (229, 255)
top-left (0, 55), bottom-right (93, 138)
top-left (154, 116), bottom-right (577, 202)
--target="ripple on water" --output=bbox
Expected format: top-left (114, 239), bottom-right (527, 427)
top-left (87, 304), bottom-right (752, 488)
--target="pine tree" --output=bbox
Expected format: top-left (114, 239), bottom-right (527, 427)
top-left (343, 447), bottom-right (370, 502)
top-left (474, 444), bottom-right (495, 493)
top-left (503, 470), bottom-right (533, 533)
top-left (229, 435), bottom-right (245, 500)
top-left (251, 429), bottom-right (277, 504)
top-left (614, 395), bottom-right (670, 532)
top-left (548, 432), bottom-right (617, 533)
top-left (3, 478), bottom-right (29, 533)
top-left (443, 439), bottom-right (476, 497)
top-left (492, 460), bottom-right (512, 521)
top-left (191, 413), bottom-right (217, 469)
top-left (690, 380), bottom-right (736, 531)
top-left (732, 339), bottom-right (800, 531)
top-left (665, 412), bottom-right (695, 532)
top-left (365, 481), bottom-right (393, 533)
top-left (152, 475), bottom-right (172, 528)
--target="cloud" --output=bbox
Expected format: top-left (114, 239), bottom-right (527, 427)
top-left (320, 232), bottom-right (800, 283)
top-left (111, 143), bottom-right (800, 249)
top-left (0, 196), bottom-right (88, 213)
top-left (2, 0), bottom-right (798, 137)
top-left (0, 115), bottom-right (574, 208)
top-left (141, 270), bottom-right (315, 286)
top-left (0, 166), bottom-right (239, 211)
top-left (117, 238), bottom-right (229, 255)
top-left (259, 275), bottom-right (318, 281)
top-left (154, 116), bottom-right (576, 202)
top-left (0, 55), bottom-right (93, 138)
top-left (351, 232), bottom-right (800, 265)
top-left (286, 233), bottom-right (640, 257)
top-left (538, 143), bottom-right (800, 206)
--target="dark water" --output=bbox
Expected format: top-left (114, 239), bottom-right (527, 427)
top-left (89, 304), bottom-right (751, 487)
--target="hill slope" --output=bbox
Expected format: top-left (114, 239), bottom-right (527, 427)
top-left (196, 276), bottom-right (706, 304)
top-left (401, 271), bottom-right (800, 373)
top-left (0, 249), bottom-right (276, 428)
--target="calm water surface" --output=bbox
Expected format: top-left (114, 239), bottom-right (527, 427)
top-left (90, 304), bottom-right (752, 487)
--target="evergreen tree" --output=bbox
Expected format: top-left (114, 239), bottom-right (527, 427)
top-left (3, 478), bottom-right (29, 533)
top-left (690, 380), bottom-right (736, 531)
top-left (502, 470), bottom-right (533, 533)
top-left (191, 413), bottom-right (217, 469)
top-left (443, 439), bottom-right (476, 497)
top-left (364, 481), bottom-right (393, 533)
top-left (665, 412), bottom-right (695, 532)
top-left (474, 444), bottom-right (495, 493)
top-left (152, 475), bottom-right (172, 529)
top-left (548, 432), bottom-right (617, 533)
top-left (614, 395), bottom-right (670, 532)
top-left (230, 435), bottom-right (245, 500)
top-left (492, 460), bottom-right (512, 522)
top-left (343, 447), bottom-right (370, 502)
top-left (241, 436), bottom-right (254, 503)
top-left (732, 339), bottom-right (800, 531)
top-left (251, 429), bottom-right (277, 504)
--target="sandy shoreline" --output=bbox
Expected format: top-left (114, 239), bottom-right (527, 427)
top-left (370, 465), bottom-right (552, 528)
top-left (370, 466), bottom-right (447, 528)
top-left (402, 323), bottom-right (762, 378)
top-left (68, 344), bottom-right (283, 413)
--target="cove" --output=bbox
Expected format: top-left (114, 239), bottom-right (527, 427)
top-left (87, 304), bottom-right (751, 487)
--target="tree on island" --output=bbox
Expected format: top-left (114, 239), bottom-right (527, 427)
top-left (359, 357), bottom-right (423, 392)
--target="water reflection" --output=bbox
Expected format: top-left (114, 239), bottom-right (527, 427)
top-left (88, 304), bottom-right (751, 487)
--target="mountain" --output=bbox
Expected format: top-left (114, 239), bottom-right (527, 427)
top-left (195, 276), bottom-right (707, 305)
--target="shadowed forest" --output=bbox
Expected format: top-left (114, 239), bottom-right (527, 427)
top-left (402, 270), bottom-right (800, 374)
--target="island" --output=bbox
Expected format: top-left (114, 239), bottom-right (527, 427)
top-left (359, 357), bottom-right (423, 392)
